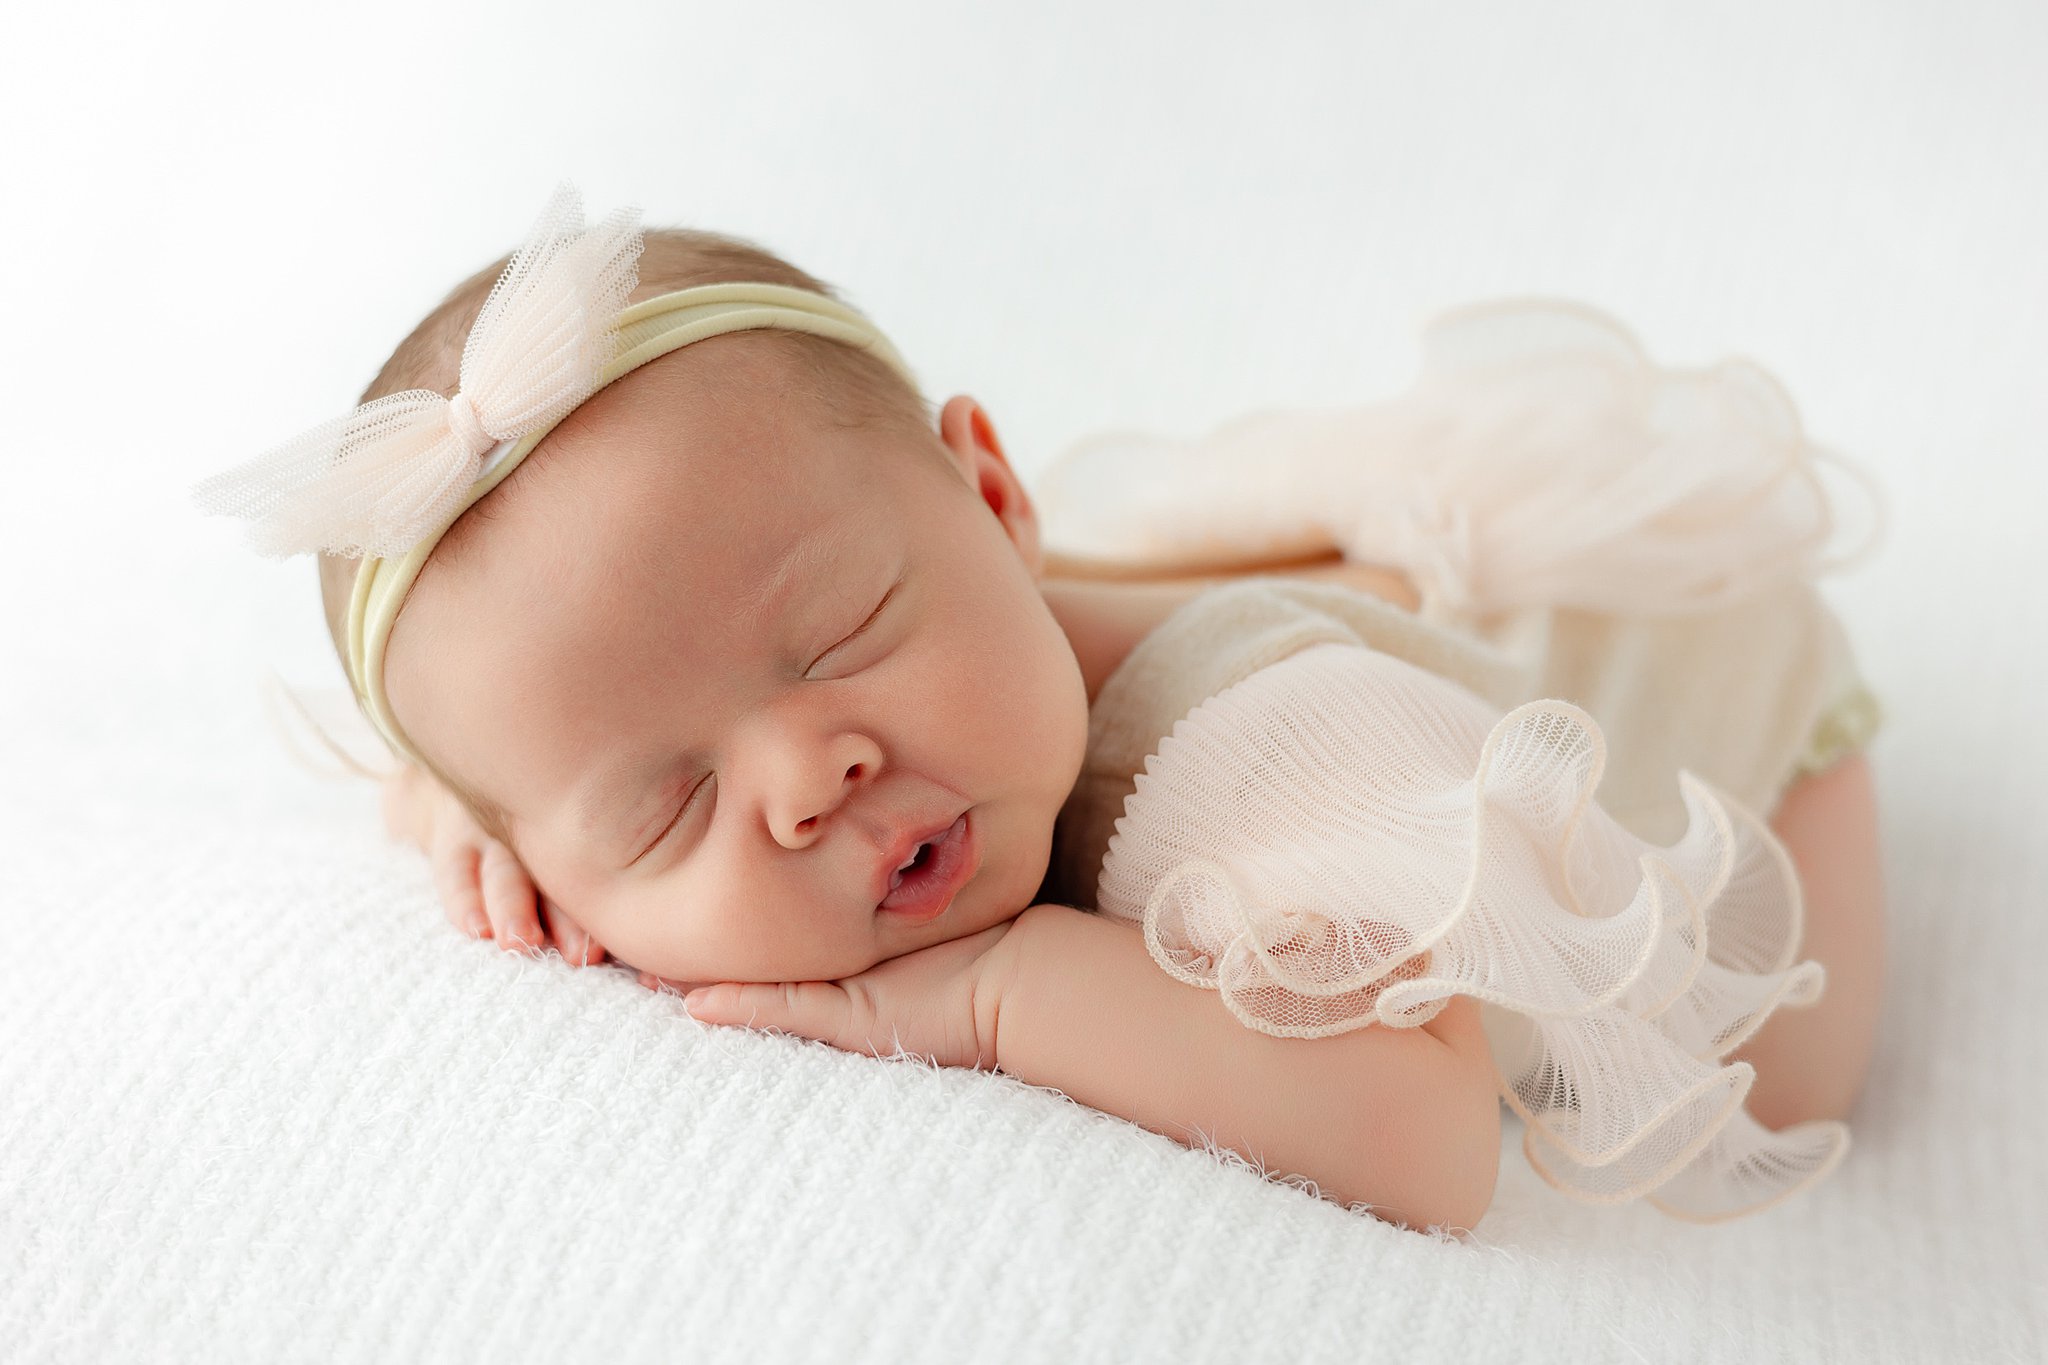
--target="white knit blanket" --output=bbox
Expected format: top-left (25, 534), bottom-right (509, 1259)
top-left (6, 5), bottom-right (2045, 1361)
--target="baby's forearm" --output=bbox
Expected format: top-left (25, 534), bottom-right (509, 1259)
top-left (992, 904), bottom-right (1501, 1232)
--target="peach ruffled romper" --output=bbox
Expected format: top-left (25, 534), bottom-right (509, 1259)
top-left (1034, 300), bottom-right (1885, 1222)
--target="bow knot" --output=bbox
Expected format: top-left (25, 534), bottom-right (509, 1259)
top-left (444, 389), bottom-right (493, 459)
top-left (192, 183), bottom-right (644, 559)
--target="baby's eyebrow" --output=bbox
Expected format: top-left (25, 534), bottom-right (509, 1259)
top-left (741, 517), bottom-right (864, 621)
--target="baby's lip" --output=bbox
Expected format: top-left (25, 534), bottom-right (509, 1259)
top-left (869, 807), bottom-right (972, 909)
top-left (874, 811), bottom-right (976, 922)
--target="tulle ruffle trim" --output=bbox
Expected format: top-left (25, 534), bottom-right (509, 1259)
top-left (1033, 297), bottom-right (1887, 629)
top-left (1092, 640), bottom-right (1849, 1222)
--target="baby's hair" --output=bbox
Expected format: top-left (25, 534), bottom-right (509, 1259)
top-left (316, 226), bottom-right (937, 846)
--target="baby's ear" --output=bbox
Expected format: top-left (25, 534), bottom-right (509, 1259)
top-left (937, 395), bottom-right (1043, 578)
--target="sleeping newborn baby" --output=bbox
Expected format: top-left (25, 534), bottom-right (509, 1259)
top-left (199, 187), bottom-right (1888, 1233)
top-left (372, 276), bottom-right (1090, 991)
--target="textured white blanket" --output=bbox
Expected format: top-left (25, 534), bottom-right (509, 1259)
top-left (5, 3), bottom-right (2045, 1361)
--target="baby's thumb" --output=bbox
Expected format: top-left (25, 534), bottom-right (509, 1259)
top-left (683, 981), bottom-right (867, 1052)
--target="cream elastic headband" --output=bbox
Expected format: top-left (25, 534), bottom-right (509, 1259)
top-left (193, 184), bottom-right (917, 770)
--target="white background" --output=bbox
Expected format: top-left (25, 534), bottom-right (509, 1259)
top-left (4, 1), bottom-right (2044, 770)
top-left (4, 3), bottom-right (2044, 1361)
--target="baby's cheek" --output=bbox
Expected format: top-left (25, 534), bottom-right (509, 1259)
top-left (533, 871), bottom-right (671, 982)
top-left (586, 909), bottom-right (701, 987)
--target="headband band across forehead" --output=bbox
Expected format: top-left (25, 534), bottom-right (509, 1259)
top-left (193, 183), bottom-right (918, 771)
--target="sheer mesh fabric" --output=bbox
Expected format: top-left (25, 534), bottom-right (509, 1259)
top-left (1093, 642), bottom-right (1848, 1222)
top-left (1032, 298), bottom-right (1885, 629)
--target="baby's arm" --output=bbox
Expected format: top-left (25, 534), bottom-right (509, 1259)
top-left (993, 903), bottom-right (1501, 1233)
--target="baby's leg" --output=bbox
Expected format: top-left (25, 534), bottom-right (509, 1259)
top-left (1724, 752), bottom-right (1888, 1130)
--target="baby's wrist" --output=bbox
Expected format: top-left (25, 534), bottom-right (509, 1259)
top-left (980, 902), bottom-right (1068, 1067)
top-left (985, 902), bottom-right (1119, 1076)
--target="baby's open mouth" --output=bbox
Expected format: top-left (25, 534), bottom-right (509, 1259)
top-left (877, 812), bottom-right (975, 923)
top-left (888, 841), bottom-right (934, 892)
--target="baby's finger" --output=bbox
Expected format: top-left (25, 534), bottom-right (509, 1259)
top-left (683, 981), bottom-right (868, 1054)
top-left (479, 839), bottom-right (543, 953)
top-left (432, 839), bottom-right (491, 939)
top-left (541, 897), bottom-right (608, 967)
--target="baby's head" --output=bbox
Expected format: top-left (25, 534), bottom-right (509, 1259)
top-left (315, 225), bottom-right (1090, 989)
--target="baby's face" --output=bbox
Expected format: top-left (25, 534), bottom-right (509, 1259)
top-left (385, 336), bottom-right (1091, 989)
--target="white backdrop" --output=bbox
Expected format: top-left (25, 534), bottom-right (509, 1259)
top-left (4, 3), bottom-right (2044, 1362)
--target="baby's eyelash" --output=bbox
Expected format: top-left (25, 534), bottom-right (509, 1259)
top-left (811, 581), bottom-right (900, 671)
top-left (633, 776), bottom-right (708, 864)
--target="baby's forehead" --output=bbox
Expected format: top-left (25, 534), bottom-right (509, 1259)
top-left (512, 353), bottom-right (854, 510)
top-left (558, 419), bottom-right (899, 591)
top-left (432, 335), bottom-right (938, 634)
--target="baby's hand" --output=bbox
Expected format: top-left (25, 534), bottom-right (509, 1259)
top-left (675, 919), bottom-right (1022, 1070)
top-left (380, 763), bottom-right (610, 967)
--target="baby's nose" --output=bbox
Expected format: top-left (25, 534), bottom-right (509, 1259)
top-left (775, 737), bottom-right (883, 846)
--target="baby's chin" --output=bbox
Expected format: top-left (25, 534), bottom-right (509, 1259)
top-left (627, 913), bottom-right (1014, 989)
